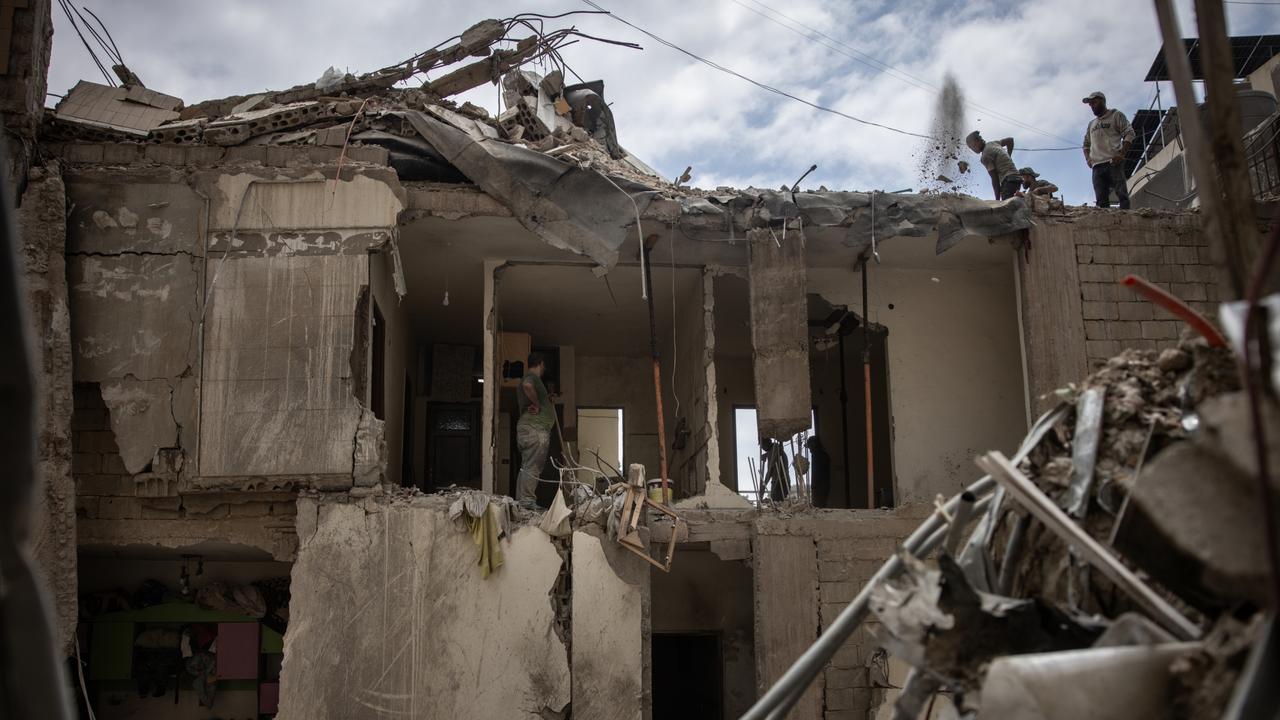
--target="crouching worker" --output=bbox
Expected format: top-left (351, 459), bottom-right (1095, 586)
top-left (516, 352), bottom-right (555, 510)
top-left (1017, 167), bottom-right (1058, 198)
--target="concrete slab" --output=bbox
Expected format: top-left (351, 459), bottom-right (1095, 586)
top-left (278, 498), bottom-right (570, 719)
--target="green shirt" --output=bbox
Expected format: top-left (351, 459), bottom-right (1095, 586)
top-left (517, 372), bottom-right (555, 430)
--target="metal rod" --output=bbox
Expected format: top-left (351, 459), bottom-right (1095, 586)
top-left (862, 256), bottom-right (875, 508)
top-left (743, 404), bottom-right (1070, 720)
top-left (643, 245), bottom-right (670, 496)
top-left (757, 492), bottom-right (996, 720)
top-left (944, 491), bottom-right (977, 554)
top-left (998, 514), bottom-right (1032, 595)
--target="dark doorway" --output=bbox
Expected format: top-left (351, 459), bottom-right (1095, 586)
top-left (426, 402), bottom-right (480, 490)
top-left (401, 374), bottom-right (415, 488)
top-left (652, 633), bottom-right (723, 720)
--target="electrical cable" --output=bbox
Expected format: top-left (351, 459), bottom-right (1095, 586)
top-left (583, 0), bottom-right (1083, 151)
top-left (583, 0), bottom-right (934, 140)
top-left (732, 0), bottom-right (1080, 146)
top-left (56, 0), bottom-right (114, 86)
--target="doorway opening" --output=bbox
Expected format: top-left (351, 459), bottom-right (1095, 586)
top-left (576, 407), bottom-right (624, 480)
top-left (652, 633), bottom-right (723, 719)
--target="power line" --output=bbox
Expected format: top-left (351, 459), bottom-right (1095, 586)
top-left (732, 0), bottom-right (1080, 146)
top-left (583, 0), bottom-right (1083, 151)
top-left (582, 0), bottom-right (935, 140)
top-left (56, 0), bottom-right (114, 86)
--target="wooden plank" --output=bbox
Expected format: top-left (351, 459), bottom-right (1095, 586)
top-left (1193, 0), bottom-right (1272, 296)
top-left (754, 534), bottom-right (822, 720)
top-left (1018, 224), bottom-right (1089, 414)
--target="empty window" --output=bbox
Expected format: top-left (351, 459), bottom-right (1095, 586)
top-left (733, 407), bottom-right (815, 504)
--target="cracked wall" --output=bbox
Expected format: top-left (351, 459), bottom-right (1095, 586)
top-left (280, 496), bottom-right (570, 720)
top-left (19, 162), bottom-right (77, 652)
top-left (571, 529), bottom-right (650, 720)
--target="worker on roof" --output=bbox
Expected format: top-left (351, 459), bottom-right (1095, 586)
top-left (1082, 91), bottom-right (1135, 209)
top-left (1016, 167), bottom-right (1058, 198)
top-left (965, 131), bottom-right (1020, 201)
top-left (516, 352), bottom-right (555, 510)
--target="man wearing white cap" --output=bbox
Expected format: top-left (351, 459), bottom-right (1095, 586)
top-left (1082, 91), bottom-right (1135, 209)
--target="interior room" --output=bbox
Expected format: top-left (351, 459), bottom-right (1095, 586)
top-left (75, 544), bottom-right (291, 719)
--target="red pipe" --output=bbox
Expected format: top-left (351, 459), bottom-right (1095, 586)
top-left (1121, 274), bottom-right (1226, 347)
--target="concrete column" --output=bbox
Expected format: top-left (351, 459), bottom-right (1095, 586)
top-left (747, 228), bottom-right (812, 439)
top-left (480, 260), bottom-right (500, 494)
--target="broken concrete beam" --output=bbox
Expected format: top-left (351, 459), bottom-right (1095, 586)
top-left (147, 118), bottom-right (206, 144)
top-left (747, 228), bottom-right (813, 439)
top-left (426, 36), bottom-right (541, 97)
top-left (202, 101), bottom-right (352, 146)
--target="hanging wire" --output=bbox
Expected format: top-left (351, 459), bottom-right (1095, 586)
top-left (56, 0), bottom-right (114, 86)
top-left (583, 0), bottom-right (1083, 151)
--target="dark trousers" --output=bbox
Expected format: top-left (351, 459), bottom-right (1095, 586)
top-left (1000, 176), bottom-right (1021, 200)
top-left (1092, 162), bottom-right (1131, 209)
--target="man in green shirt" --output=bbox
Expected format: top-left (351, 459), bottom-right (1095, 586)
top-left (516, 352), bottom-right (555, 508)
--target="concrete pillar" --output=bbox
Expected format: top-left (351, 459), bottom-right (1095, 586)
top-left (746, 228), bottom-right (812, 439)
top-left (481, 260), bottom-right (500, 494)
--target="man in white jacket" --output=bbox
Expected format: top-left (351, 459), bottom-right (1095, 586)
top-left (1082, 91), bottom-right (1136, 209)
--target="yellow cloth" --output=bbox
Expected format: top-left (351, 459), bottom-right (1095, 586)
top-left (466, 503), bottom-right (504, 578)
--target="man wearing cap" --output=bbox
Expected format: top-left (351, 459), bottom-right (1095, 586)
top-left (1082, 91), bottom-right (1135, 209)
top-left (966, 130), bottom-right (1020, 201)
top-left (1016, 167), bottom-right (1058, 198)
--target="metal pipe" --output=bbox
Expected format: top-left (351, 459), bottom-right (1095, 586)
top-left (944, 491), bottom-right (977, 554)
top-left (757, 491), bottom-right (997, 720)
top-left (743, 403), bottom-right (1070, 720)
top-left (998, 514), bottom-right (1032, 595)
top-left (643, 245), bottom-right (670, 496)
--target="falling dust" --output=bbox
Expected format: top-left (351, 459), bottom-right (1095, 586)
top-left (914, 73), bottom-right (977, 195)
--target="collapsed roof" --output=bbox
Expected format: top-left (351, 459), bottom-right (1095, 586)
top-left (44, 17), bottom-right (1033, 269)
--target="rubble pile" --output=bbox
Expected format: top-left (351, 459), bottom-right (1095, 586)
top-left (42, 18), bottom-right (664, 187)
top-left (864, 338), bottom-right (1276, 719)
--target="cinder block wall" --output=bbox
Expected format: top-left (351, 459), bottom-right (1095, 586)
top-left (754, 507), bottom-right (930, 720)
top-left (1019, 209), bottom-right (1217, 412)
top-left (1075, 228), bottom-right (1221, 365)
top-left (73, 382), bottom-right (300, 559)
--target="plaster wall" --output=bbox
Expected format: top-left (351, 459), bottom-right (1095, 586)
top-left (808, 261), bottom-right (1025, 504)
top-left (279, 497), bottom-right (570, 720)
top-left (572, 529), bottom-right (650, 720)
top-left (661, 269), bottom-right (709, 496)
top-left (576, 355), bottom-right (661, 479)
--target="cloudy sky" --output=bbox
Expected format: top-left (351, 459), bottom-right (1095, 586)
top-left (46, 0), bottom-right (1277, 204)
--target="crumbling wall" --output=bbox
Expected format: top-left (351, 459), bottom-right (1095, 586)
top-left (754, 507), bottom-right (932, 719)
top-left (279, 497), bottom-right (571, 720)
top-left (1, 0), bottom-right (51, 193)
top-left (663, 269), bottom-right (710, 496)
top-left (1021, 209), bottom-right (1216, 413)
top-left (19, 162), bottom-right (77, 652)
top-left (73, 382), bottom-right (299, 559)
top-left (571, 529), bottom-right (650, 720)
top-left (196, 168), bottom-right (403, 486)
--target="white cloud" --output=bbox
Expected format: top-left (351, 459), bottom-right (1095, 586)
top-left (46, 0), bottom-right (1277, 204)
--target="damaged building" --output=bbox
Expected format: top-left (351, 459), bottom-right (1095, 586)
top-left (4, 5), bottom-right (1273, 720)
